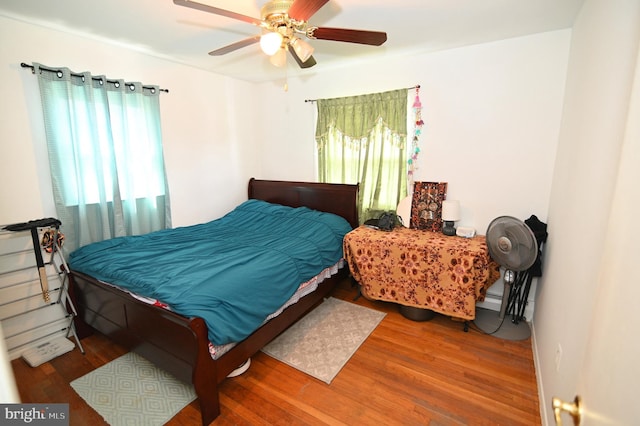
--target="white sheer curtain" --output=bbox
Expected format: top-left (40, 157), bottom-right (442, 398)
top-left (34, 63), bottom-right (171, 252)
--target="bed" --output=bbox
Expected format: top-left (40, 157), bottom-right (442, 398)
top-left (68, 178), bottom-right (359, 425)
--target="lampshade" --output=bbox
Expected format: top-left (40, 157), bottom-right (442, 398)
top-left (290, 37), bottom-right (314, 62)
top-left (442, 200), bottom-right (460, 221)
top-left (260, 32), bottom-right (283, 56)
top-left (396, 196), bottom-right (411, 228)
top-left (269, 47), bottom-right (287, 67)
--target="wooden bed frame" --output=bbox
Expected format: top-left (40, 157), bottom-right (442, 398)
top-left (69, 178), bottom-right (359, 425)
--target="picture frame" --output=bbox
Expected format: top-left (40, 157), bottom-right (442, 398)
top-left (410, 182), bottom-right (448, 231)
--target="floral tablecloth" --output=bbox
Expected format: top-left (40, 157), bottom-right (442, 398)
top-left (343, 226), bottom-right (500, 320)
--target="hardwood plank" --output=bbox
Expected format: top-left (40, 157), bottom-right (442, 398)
top-left (10, 277), bottom-right (541, 425)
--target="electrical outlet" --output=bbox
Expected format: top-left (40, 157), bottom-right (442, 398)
top-left (555, 343), bottom-right (563, 372)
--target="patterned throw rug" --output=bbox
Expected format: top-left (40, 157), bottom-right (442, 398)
top-left (70, 352), bottom-right (196, 425)
top-left (262, 297), bottom-right (385, 384)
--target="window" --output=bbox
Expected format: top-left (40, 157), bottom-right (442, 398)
top-left (315, 89), bottom-right (408, 222)
top-left (34, 63), bottom-right (171, 251)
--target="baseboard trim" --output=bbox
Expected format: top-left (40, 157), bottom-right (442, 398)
top-left (476, 293), bottom-right (535, 322)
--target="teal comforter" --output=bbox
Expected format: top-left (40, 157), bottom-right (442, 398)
top-left (69, 199), bottom-right (352, 345)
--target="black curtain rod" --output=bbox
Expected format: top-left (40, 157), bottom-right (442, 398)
top-left (20, 62), bottom-right (169, 93)
top-left (304, 85), bottom-right (420, 103)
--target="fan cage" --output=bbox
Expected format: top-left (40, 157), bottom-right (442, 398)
top-left (486, 216), bottom-right (538, 272)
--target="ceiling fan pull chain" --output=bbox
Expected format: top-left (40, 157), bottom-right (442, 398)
top-left (284, 59), bottom-right (289, 92)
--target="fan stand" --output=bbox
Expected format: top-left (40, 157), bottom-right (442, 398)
top-left (474, 269), bottom-right (531, 340)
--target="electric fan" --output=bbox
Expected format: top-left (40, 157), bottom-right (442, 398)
top-left (474, 216), bottom-right (538, 340)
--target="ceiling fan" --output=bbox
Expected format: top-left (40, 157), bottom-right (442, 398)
top-left (173, 0), bottom-right (388, 68)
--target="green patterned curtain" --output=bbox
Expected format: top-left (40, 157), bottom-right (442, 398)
top-left (34, 63), bottom-right (171, 252)
top-left (316, 89), bottom-right (408, 223)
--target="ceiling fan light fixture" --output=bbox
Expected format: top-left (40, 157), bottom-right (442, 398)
top-left (290, 37), bottom-right (314, 62)
top-left (174, 0), bottom-right (388, 71)
top-left (260, 32), bottom-right (283, 56)
top-left (269, 47), bottom-right (287, 67)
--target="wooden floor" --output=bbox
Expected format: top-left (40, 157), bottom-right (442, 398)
top-left (11, 278), bottom-right (541, 425)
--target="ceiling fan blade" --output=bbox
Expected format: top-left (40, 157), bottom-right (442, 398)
top-left (289, 48), bottom-right (317, 68)
top-left (173, 0), bottom-right (262, 26)
top-left (288, 0), bottom-right (329, 22)
top-left (208, 36), bottom-right (260, 56)
top-left (311, 27), bottom-right (387, 46)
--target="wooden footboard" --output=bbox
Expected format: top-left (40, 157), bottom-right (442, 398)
top-left (71, 268), bottom-right (346, 425)
top-left (69, 178), bottom-right (359, 425)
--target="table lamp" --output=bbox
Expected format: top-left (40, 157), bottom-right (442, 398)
top-left (442, 200), bottom-right (460, 236)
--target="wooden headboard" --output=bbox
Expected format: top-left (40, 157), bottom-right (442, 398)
top-left (248, 178), bottom-right (359, 229)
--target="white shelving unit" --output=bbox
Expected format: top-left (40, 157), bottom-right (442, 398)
top-left (0, 219), bottom-right (83, 365)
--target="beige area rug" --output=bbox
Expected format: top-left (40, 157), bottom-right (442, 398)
top-left (262, 297), bottom-right (386, 384)
top-left (70, 352), bottom-right (196, 425)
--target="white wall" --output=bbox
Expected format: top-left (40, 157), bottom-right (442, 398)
top-left (260, 30), bottom-right (569, 234)
top-left (258, 30), bottom-right (572, 318)
top-left (0, 15), bottom-right (263, 228)
top-left (580, 42), bottom-right (640, 425)
top-left (0, 323), bottom-right (19, 402)
top-left (533, 0), bottom-right (640, 423)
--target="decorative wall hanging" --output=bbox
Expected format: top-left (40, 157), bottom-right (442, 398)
top-left (410, 181), bottom-right (447, 231)
top-left (408, 86), bottom-right (423, 184)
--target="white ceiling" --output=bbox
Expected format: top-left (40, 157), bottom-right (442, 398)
top-left (0, 0), bottom-right (584, 83)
